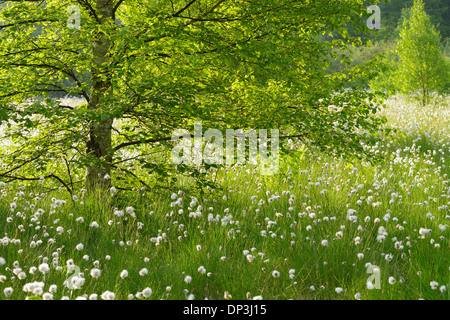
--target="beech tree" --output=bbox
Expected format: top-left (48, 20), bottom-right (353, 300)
top-left (0, 0), bottom-right (386, 194)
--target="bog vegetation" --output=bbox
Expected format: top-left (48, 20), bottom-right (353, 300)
top-left (0, 0), bottom-right (449, 300)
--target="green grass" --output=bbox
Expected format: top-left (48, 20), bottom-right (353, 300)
top-left (0, 96), bottom-right (449, 300)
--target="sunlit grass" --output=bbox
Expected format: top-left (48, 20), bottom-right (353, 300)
top-left (0, 96), bottom-right (449, 300)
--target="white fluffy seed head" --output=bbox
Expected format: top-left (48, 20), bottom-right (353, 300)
top-left (3, 287), bottom-right (13, 298)
top-left (38, 263), bottom-right (50, 274)
top-left (90, 268), bottom-right (101, 278)
top-left (120, 270), bottom-right (128, 279)
top-left (271, 270), bottom-right (280, 278)
top-left (139, 268), bottom-right (148, 276)
top-left (142, 287), bottom-right (152, 298)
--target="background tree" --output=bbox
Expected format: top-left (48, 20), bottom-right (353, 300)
top-left (376, 0), bottom-right (449, 40)
top-left (0, 0), bottom-right (387, 194)
top-left (394, 0), bottom-right (449, 106)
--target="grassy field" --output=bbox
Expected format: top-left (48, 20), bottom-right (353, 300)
top-left (0, 96), bottom-right (449, 300)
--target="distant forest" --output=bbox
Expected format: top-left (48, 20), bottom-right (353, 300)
top-left (375, 0), bottom-right (449, 40)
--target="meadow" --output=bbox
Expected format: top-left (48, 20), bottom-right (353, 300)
top-left (0, 95), bottom-right (449, 300)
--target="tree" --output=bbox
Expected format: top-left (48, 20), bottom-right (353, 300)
top-left (0, 0), bottom-right (387, 194)
top-left (373, 0), bottom-right (449, 41)
top-left (395, 0), bottom-right (449, 106)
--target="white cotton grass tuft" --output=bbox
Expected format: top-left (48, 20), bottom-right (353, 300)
top-left (335, 287), bottom-right (343, 294)
top-left (197, 266), bottom-right (206, 274)
top-left (142, 287), bottom-right (152, 298)
top-left (90, 221), bottom-right (99, 228)
top-left (3, 287), bottom-right (13, 299)
top-left (38, 263), bottom-right (50, 274)
top-left (120, 270), bottom-right (128, 279)
top-left (430, 281), bottom-right (439, 290)
top-left (90, 268), bottom-right (101, 278)
top-left (49, 285), bottom-right (57, 294)
top-left (101, 291), bottom-right (115, 300)
top-left (126, 207), bottom-right (136, 218)
top-left (42, 292), bottom-right (53, 300)
top-left (139, 268), bottom-right (148, 276)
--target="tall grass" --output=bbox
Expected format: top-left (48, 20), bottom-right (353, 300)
top-left (0, 96), bottom-right (448, 300)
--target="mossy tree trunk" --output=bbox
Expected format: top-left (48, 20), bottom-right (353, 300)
top-left (84, 0), bottom-right (114, 191)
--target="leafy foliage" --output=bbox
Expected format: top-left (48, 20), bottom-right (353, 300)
top-left (0, 0), bottom-right (387, 194)
top-left (394, 0), bottom-right (449, 106)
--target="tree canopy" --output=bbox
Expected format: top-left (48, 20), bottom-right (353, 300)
top-left (0, 0), bottom-right (387, 194)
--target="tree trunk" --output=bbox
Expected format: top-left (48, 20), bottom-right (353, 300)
top-left (421, 82), bottom-right (426, 107)
top-left (84, 0), bottom-right (114, 191)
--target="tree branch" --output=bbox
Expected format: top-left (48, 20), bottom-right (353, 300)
top-left (113, 0), bottom-right (126, 14)
top-left (0, 19), bottom-right (58, 30)
top-left (112, 165), bottom-right (150, 190)
top-left (172, 0), bottom-right (198, 18)
top-left (114, 136), bottom-right (174, 152)
top-left (1, 173), bottom-right (73, 195)
top-left (8, 62), bottom-right (90, 103)
top-left (75, 0), bottom-right (100, 23)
